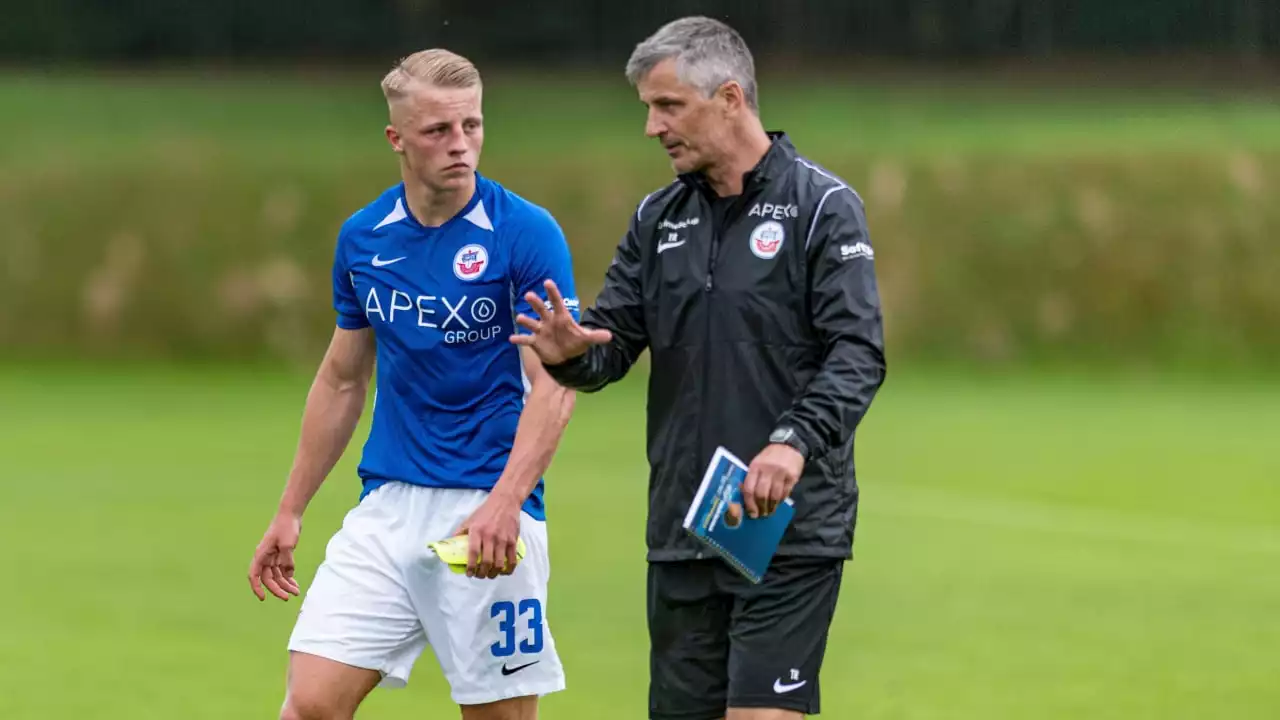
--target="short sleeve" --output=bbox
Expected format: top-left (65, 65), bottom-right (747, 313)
top-left (331, 230), bottom-right (370, 330)
top-left (509, 207), bottom-right (580, 333)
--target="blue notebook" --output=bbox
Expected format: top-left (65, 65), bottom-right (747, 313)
top-left (682, 446), bottom-right (795, 584)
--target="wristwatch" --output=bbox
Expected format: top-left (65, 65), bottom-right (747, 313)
top-left (769, 427), bottom-right (810, 460)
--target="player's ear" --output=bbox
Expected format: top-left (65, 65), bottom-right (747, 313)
top-left (386, 125), bottom-right (405, 154)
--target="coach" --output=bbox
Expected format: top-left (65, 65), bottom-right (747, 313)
top-left (512, 16), bottom-right (887, 720)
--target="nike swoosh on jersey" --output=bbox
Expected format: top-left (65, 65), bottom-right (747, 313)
top-left (371, 254), bottom-right (407, 267)
top-left (656, 240), bottom-right (686, 253)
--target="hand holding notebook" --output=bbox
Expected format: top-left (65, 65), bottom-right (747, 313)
top-left (682, 446), bottom-right (796, 584)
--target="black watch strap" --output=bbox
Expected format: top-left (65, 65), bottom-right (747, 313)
top-left (769, 427), bottom-right (809, 460)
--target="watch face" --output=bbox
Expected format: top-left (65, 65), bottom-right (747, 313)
top-left (771, 428), bottom-right (794, 444)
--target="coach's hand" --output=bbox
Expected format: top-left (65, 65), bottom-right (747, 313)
top-left (457, 494), bottom-right (522, 580)
top-left (742, 444), bottom-right (805, 519)
top-left (248, 513), bottom-right (302, 601)
top-left (510, 279), bottom-right (612, 365)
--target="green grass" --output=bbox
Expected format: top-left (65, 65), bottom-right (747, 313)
top-left (0, 365), bottom-right (1276, 719)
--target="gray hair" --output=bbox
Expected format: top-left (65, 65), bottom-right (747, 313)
top-left (625, 16), bottom-right (759, 113)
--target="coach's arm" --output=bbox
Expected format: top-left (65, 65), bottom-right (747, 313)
top-left (771, 187), bottom-right (887, 464)
top-left (540, 208), bottom-right (650, 392)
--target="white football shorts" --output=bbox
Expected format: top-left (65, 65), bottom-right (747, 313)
top-left (286, 481), bottom-right (564, 705)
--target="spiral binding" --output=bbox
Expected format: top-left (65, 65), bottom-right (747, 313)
top-left (694, 533), bottom-right (762, 583)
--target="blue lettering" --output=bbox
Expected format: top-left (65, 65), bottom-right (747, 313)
top-left (490, 598), bottom-right (544, 657)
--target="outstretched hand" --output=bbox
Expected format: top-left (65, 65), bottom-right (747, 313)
top-left (509, 279), bottom-right (612, 365)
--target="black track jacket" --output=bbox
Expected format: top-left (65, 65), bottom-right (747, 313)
top-left (545, 132), bottom-right (887, 562)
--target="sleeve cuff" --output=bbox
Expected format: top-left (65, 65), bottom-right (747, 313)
top-left (336, 315), bottom-right (370, 330)
top-left (542, 351), bottom-right (598, 390)
top-left (769, 423), bottom-right (815, 461)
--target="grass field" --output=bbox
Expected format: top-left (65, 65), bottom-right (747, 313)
top-left (0, 66), bottom-right (1277, 717)
top-left (1, 364), bottom-right (1276, 719)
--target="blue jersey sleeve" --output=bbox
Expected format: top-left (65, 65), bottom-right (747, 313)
top-left (509, 207), bottom-right (580, 332)
top-left (332, 230), bottom-right (370, 330)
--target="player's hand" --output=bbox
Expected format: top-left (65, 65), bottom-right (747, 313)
top-left (509, 279), bottom-right (612, 365)
top-left (248, 513), bottom-right (302, 601)
top-left (457, 494), bottom-right (522, 580)
top-left (741, 444), bottom-right (805, 519)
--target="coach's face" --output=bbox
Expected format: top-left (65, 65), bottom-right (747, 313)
top-left (385, 82), bottom-right (484, 193)
top-left (637, 58), bottom-right (735, 175)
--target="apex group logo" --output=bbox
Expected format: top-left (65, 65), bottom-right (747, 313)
top-left (454, 243), bottom-right (488, 281)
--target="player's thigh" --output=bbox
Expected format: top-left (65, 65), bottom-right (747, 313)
top-left (287, 485), bottom-right (429, 691)
top-left (458, 695), bottom-right (538, 720)
top-left (281, 651), bottom-right (381, 720)
top-left (648, 560), bottom-right (734, 720)
top-left (725, 557), bottom-right (845, 716)
top-left (412, 500), bottom-right (564, 706)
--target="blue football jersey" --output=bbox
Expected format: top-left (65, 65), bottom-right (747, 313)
top-left (331, 174), bottom-right (580, 520)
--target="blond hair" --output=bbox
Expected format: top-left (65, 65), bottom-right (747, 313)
top-left (381, 48), bottom-right (481, 101)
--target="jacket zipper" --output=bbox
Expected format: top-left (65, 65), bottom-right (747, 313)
top-left (694, 184), bottom-right (752, 557)
top-left (695, 192), bottom-right (727, 559)
top-left (705, 227), bottom-right (720, 291)
top-left (704, 195), bottom-right (733, 291)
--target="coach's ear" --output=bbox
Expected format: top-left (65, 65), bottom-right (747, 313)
top-left (717, 80), bottom-right (748, 115)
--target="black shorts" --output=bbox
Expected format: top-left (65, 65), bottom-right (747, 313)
top-left (646, 556), bottom-right (845, 720)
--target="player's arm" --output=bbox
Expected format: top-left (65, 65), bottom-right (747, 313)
top-left (280, 227), bottom-right (377, 517)
top-left (249, 325), bottom-right (375, 601)
top-left (278, 325), bottom-right (376, 518)
top-left (463, 207), bottom-right (585, 579)
top-left (492, 347), bottom-right (576, 506)
top-left (460, 345), bottom-right (576, 577)
top-left (250, 225), bottom-right (375, 602)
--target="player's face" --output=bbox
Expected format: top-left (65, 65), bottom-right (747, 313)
top-left (637, 58), bottom-right (734, 176)
top-left (386, 82), bottom-right (484, 194)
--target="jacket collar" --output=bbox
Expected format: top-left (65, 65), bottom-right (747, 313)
top-left (679, 130), bottom-right (796, 197)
